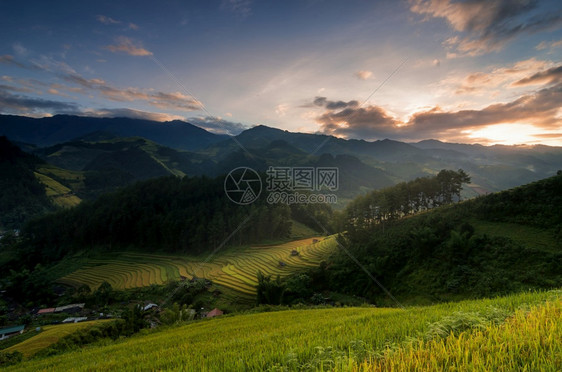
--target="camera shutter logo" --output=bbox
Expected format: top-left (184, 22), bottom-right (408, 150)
top-left (224, 167), bottom-right (262, 205)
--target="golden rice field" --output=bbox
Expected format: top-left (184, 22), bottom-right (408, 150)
top-left (4, 320), bottom-right (110, 358)
top-left (5, 289), bottom-right (561, 371)
top-left (58, 236), bottom-right (337, 297)
top-left (360, 299), bottom-right (562, 371)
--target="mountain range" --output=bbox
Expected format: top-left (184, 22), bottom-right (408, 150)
top-left (1, 113), bottom-right (562, 227)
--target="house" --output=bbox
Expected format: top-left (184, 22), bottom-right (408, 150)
top-left (279, 261), bottom-right (286, 267)
top-left (0, 325), bottom-right (24, 340)
top-left (312, 239), bottom-right (319, 243)
top-left (206, 308), bottom-right (223, 318)
top-left (290, 249), bottom-right (299, 256)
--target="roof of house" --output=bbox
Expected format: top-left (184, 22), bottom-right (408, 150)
top-left (62, 317), bottom-right (88, 323)
top-left (143, 303), bottom-right (158, 311)
top-left (206, 308), bottom-right (223, 318)
top-left (54, 303), bottom-right (85, 312)
top-left (0, 325), bottom-right (24, 334)
top-left (37, 308), bottom-right (56, 314)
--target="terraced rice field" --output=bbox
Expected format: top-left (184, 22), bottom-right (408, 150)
top-left (58, 236), bottom-right (337, 298)
top-left (4, 320), bottom-right (110, 358)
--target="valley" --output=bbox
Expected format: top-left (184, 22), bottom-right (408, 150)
top-left (1, 118), bottom-right (561, 370)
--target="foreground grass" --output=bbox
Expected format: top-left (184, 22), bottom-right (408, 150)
top-left (358, 299), bottom-right (562, 371)
top-left (5, 289), bottom-right (560, 371)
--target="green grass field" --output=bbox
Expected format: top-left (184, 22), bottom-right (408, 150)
top-left (58, 236), bottom-right (337, 299)
top-left (4, 320), bottom-right (110, 358)
top-left (5, 289), bottom-right (560, 371)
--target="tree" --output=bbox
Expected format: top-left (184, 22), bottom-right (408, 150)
top-left (256, 271), bottom-right (285, 305)
top-left (122, 305), bottom-right (147, 335)
top-left (94, 281), bottom-right (113, 306)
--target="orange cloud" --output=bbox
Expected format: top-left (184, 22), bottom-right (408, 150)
top-left (410, 0), bottom-right (562, 57)
top-left (512, 65), bottom-right (562, 87)
top-left (354, 70), bottom-right (373, 80)
top-left (315, 81), bottom-right (562, 142)
top-left (105, 36), bottom-right (152, 56)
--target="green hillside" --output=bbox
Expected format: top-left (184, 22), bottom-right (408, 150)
top-left (4, 289), bottom-right (560, 371)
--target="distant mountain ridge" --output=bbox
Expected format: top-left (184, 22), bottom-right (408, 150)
top-left (2, 114), bottom-right (562, 201)
top-left (0, 114), bottom-right (227, 151)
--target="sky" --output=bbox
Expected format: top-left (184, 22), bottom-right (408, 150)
top-left (1, 0), bottom-right (562, 145)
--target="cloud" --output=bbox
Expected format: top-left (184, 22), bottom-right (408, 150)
top-left (0, 55), bottom-right (27, 69)
top-left (317, 105), bottom-right (400, 139)
top-left (105, 36), bottom-right (152, 56)
top-left (148, 92), bottom-right (202, 111)
top-left (312, 96), bottom-right (359, 110)
top-left (275, 103), bottom-right (289, 117)
top-left (97, 15), bottom-right (139, 30)
top-left (30, 55), bottom-right (76, 74)
top-left (221, 0), bottom-right (253, 18)
top-left (449, 58), bottom-right (552, 95)
top-left (432, 59), bottom-right (441, 67)
top-left (0, 83), bottom-right (189, 121)
top-left (0, 49), bottom-right (203, 112)
top-left (59, 72), bottom-right (202, 111)
top-left (315, 83), bottom-right (562, 141)
top-left (1, 55), bottom-right (203, 114)
top-left (96, 15), bottom-right (120, 25)
top-left (535, 38), bottom-right (562, 51)
top-left (0, 86), bottom-right (78, 115)
top-left (0, 83), bottom-right (35, 94)
top-left (512, 65), bottom-right (562, 86)
top-left (354, 70), bottom-right (373, 80)
top-left (406, 83), bottom-right (562, 136)
top-left (187, 116), bottom-right (247, 135)
top-left (12, 43), bottom-right (28, 56)
top-left (81, 108), bottom-right (184, 122)
top-left (410, 0), bottom-right (562, 57)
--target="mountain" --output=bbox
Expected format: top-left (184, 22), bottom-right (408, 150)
top-left (209, 126), bottom-right (562, 196)
top-left (209, 143), bottom-right (396, 199)
top-left (33, 134), bottom-right (215, 200)
top-left (0, 114), bottom-right (227, 151)
top-left (213, 125), bottom-right (425, 162)
top-left (411, 139), bottom-right (562, 192)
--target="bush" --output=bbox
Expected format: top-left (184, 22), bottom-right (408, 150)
top-left (0, 351), bottom-right (23, 367)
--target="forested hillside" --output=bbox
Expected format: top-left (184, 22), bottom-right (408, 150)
top-left (311, 172), bottom-right (562, 304)
top-left (19, 175), bottom-right (333, 267)
top-left (0, 136), bottom-right (54, 229)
